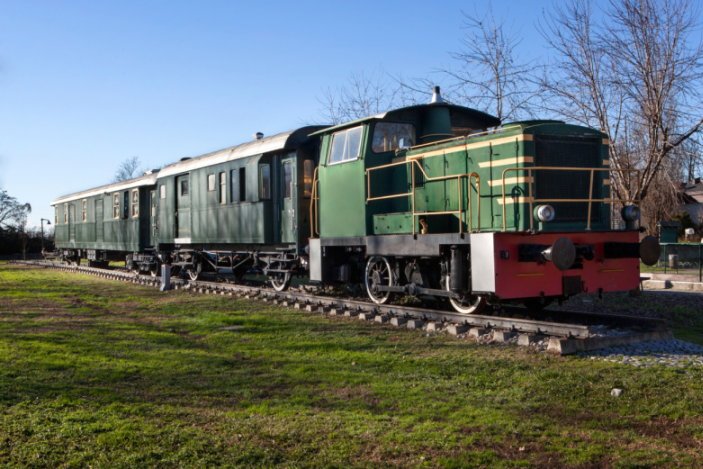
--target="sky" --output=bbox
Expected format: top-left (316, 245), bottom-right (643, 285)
top-left (0, 0), bottom-right (559, 228)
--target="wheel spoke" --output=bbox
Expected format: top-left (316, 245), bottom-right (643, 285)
top-left (365, 256), bottom-right (394, 305)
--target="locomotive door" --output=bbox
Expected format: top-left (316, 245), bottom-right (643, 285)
top-left (95, 199), bottom-right (104, 242)
top-left (279, 156), bottom-right (296, 244)
top-left (175, 175), bottom-right (191, 240)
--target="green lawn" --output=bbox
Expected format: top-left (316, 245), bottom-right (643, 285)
top-left (1, 263), bottom-right (702, 467)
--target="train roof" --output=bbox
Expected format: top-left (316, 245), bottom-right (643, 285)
top-left (309, 103), bottom-right (501, 136)
top-left (52, 172), bottom-right (160, 206)
top-left (156, 125), bottom-right (328, 179)
top-left (51, 125), bottom-right (328, 205)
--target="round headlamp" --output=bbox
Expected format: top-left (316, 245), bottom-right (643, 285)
top-left (534, 204), bottom-right (556, 222)
top-left (621, 205), bottom-right (640, 222)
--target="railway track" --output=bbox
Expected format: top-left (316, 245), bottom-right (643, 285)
top-left (11, 260), bottom-right (671, 355)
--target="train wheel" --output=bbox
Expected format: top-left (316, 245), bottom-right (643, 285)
top-left (445, 276), bottom-right (485, 314)
top-left (186, 262), bottom-right (202, 281)
top-left (269, 262), bottom-right (291, 292)
top-left (364, 256), bottom-right (394, 305)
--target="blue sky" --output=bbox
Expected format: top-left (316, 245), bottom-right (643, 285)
top-left (0, 0), bottom-right (558, 228)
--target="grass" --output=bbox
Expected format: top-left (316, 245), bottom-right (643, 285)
top-left (1, 263), bottom-right (703, 467)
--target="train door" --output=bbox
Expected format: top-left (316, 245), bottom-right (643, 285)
top-left (149, 190), bottom-right (157, 245)
top-left (67, 204), bottom-right (75, 243)
top-left (175, 175), bottom-right (191, 240)
top-left (279, 156), bottom-right (296, 244)
top-left (95, 199), bottom-right (104, 242)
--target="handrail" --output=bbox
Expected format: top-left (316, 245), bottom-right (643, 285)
top-left (366, 159), bottom-right (481, 234)
top-left (309, 166), bottom-right (320, 238)
top-left (500, 166), bottom-right (640, 231)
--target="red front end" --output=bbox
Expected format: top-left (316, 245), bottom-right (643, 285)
top-left (471, 231), bottom-right (642, 300)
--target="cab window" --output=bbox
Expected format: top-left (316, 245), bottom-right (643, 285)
top-left (328, 126), bottom-right (363, 165)
top-left (372, 122), bottom-right (416, 153)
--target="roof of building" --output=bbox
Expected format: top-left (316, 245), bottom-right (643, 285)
top-left (683, 179), bottom-right (703, 204)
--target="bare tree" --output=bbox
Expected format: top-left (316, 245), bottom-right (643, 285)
top-left (439, 11), bottom-right (536, 121)
top-left (113, 156), bottom-right (142, 182)
top-left (539, 0), bottom-right (703, 231)
top-left (0, 189), bottom-right (31, 230)
top-left (319, 72), bottom-right (405, 125)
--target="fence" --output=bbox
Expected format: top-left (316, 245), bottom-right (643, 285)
top-left (658, 243), bottom-right (703, 282)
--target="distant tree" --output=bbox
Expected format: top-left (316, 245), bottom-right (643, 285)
top-left (0, 189), bottom-right (31, 230)
top-left (441, 10), bottom-right (536, 121)
top-left (113, 156), bottom-right (142, 182)
top-left (319, 71), bottom-right (408, 125)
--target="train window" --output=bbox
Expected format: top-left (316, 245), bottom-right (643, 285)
top-left (81, 199), bottom-right (87, 222)
top-left (230, 170), bottom-right (238, 202)
top-left (219, 172), bottom-right (226, 204)
top-left (131, 190), bottom-right (139, 217)
top-left (55, 207), bottom-right (59, 225)
top-left (372, 122), bottom-right (416, 153)
top-left (151, 192), bottom-right (157, 217)
top-left (112, 194), bottom-right (120, 219)
top-left (303, 160), bottom-right (314, 198)
top-left (283, 163), bottom-right (293, 198)
top-left (328, 126), bottom-right (363, 165)
top-left (160, 185), bottom-right (166, 199)
top-left (259, 165), bottom-right (271, 200)
top-left (239, 168), bottom-right (246, 201)
top-left (64, 203), bottom-right (68, 223)
top-left (180, 179), bottom-right (189, 196)
top-left (123, 191), bottom-right (129, 219)
top-left (208, 174), bottom-right (216, 192)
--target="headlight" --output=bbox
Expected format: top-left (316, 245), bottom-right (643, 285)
top-left (621, 205), bottom-right (640, 222)
top-left (534, 204), bottom-right (556, 222)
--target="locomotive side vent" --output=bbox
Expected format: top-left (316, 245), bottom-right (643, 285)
top-left (534, 136), bottom-right (602, 224)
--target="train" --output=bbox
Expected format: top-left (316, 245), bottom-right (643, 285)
top-left (51, 87), bottom-right (660, 314)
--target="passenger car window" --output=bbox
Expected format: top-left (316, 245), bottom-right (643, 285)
top-left (112, 194), bottom-right (120, 219)
top-left (283, 163), bottom-right (292, 198)
top-left (259, 165), bottom-right (271, 200)
top-left (239, 168), bottom-right (246, 201)
top-left (123, 191), bottom-right (129, 219)
top-left (372, 122), bottom-right (416, 153)
top-left (328, 126), bottom-right (363, 165)
top-left (131, 190), bottom-right (139, 217)
top-left (208, 174), bottom-right (216, 192)
top-left (219, 172), bottom-right (226, 204)
top-left (303, 160), bottom-right (314, 198)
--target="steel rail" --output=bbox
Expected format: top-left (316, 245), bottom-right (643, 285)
top-left (14, 260), bottom-right (665, 340)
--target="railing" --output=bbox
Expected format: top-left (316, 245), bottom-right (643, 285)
top-left (310, 166), bottom-right (320, 238)
top-left (366, 159), bottom-right (481, 235)
top-left (500, 166), bottom-right (641, 231)
top-left (658, 243), bottom-right (703, 282)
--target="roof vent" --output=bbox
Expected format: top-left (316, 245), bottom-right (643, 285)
top-left (254, 132), bottom-right (264, 140)
top-left (430, 86), bottom-right (445, 104)
top-left (180, 157), bottom-right (191, 162)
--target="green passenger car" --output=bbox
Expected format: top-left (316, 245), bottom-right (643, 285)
top-left (52, 173), bottom-right (158, 266)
